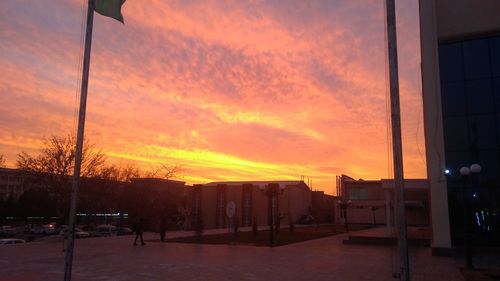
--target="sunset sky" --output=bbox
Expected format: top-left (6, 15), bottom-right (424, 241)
top-left (0, 0), bottom-right (426, 194)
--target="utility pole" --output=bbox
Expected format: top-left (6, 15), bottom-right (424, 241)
top-left (385, 0), bottom-right (410, 280)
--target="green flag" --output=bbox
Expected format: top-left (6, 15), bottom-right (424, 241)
top-left (94, 0), bottom-right (126, 23)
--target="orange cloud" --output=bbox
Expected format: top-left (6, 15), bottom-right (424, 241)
top-left (0, 0), bottom-right (425, 194)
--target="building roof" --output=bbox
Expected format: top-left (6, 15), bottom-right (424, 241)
top-left (341, 174), bottom-right (429, 189)
top-left (203, 180), bottom-right (310, 189)
top-left (130, 178), bottom-right (185, 185)
top-left (0, 167), bottom-right (25, 174)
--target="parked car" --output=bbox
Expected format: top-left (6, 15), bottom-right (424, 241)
top-left (30, 224), bottom-right (56, 235)
top-left (0, 238), bottom-right (26, 245)
top-left (96, 225), bottom-right (117, 237)
top-left (116, 227), bottom-right (133, 236)
top-left (298, 215), bottom-right (315, 224)
top-left (59, 227), bottom-right (90, 238)
top-left (87, 229), bottom-right (102, 237)
top-left (0, 226), bottom-right (17, 237)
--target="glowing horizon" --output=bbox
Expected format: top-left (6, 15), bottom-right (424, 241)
top-left (0, 0), bottom-right (426, 194)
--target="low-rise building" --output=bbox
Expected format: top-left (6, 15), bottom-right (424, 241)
top-left (334, 175), bottom-right (430, 228)
top-left (311, 191), bottom-right (335, 223)
top-left (185, 181), bottom-right (313, 230)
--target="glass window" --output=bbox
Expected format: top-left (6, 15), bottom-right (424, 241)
top-left (439, 43), bottom-right (464, 82)
top-left (443, 116), bottom-right (470, 150)
top-left (490, 37), bottom-right (500, 77)
top-left (463, 39), bottom-right (491, 79)
top-left (478, 150), bottom-right (500, 181)
top-left (468, 115), bottom-right (498, 150)
top-left (444, 150), bottom-right (471, 175)
top-left (466, 79), bottom-right (494, 114)
top-left (349, 188), bottom-right (368, 200)
top-left (349, 188), bottom-right (358, 199)
top-left (441, 82), bottom-right (466, 116)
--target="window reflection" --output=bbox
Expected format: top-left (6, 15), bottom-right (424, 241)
top-left (439, 35), bottom-right (500, 246)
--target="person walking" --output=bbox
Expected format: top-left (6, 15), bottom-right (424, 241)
top-left (133, 218), bottom-right (145, 246)
top-left (159, 216), bottom-right (167, 242)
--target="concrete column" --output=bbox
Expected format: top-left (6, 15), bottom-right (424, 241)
top-left (419, 0), bottom-right (452, 251)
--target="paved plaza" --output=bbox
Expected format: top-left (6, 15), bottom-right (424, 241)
top-left (0, 230), bottom-right (464, 281)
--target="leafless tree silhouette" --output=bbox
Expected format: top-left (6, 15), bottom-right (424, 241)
top-left (16, 135), bottom-right (106, 218)
top-left (144, 163), bottom-right (183, 180)
top-left (17, 134), bottom-right (106, 178)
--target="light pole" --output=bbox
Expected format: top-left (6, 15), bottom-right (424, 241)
top-left (339, 200), bottom-right (351, 233)
top-left (459, 163), bottom-right (481, 270)
top-left (259, 183), bottom-right (285, 247)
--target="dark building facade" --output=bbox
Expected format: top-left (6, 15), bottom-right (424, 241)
top-left (185, 181), bottom-right (314, 230)
top-left (439, 35), bottom-right (500, 245)
top-left (420, 0), bottom-right (500, 250)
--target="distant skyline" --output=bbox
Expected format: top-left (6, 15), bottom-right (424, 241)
top-left (0, 0), bottom-right (425, 194)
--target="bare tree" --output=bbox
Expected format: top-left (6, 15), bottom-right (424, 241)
top-left (121, 163), bottom-right (142, 181)
top-left (17, 135), bottom-right (106, 178)
top-left (0, 154), bottom-right (5, 168)
top-left (98, 163), bottom-right (141, 182)
top-left (16, 135), bottom-right (106, 219)
top-left (145, 163), bottom-right (183, 180)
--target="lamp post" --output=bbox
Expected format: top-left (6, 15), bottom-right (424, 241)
top-left (259, 183), bottom-right (285, 247)
top-left (339, 200), bottom-right (351, 233)
top-left (459, 163), bottom-right (481, 270)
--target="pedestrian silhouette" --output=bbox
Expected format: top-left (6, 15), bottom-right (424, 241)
top-left (133, 218), bottom-right (146, 246)
top-left (159, 216), bottom-right (167, 242)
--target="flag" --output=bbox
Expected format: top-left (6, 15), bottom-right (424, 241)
top-left (94, 0), bottom-right (126, 23)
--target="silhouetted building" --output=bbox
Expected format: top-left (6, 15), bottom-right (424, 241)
top-left (0, 168), bottom-right (27, 201)
top-left (311, 191), bottom-right (335, 222)
top-left (185, 181), bottom-right (314, 230)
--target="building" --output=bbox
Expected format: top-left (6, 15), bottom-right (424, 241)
top-left (2, 169), bottom-right (335, 231)
top-left (0, 168), bottom-right (28, 201)
top-left (129, 178), bottom-right (186, 195)
top-left (420, 0), bottom-right (500, 252)
top-left (185, 181), bottom-right (313, 230)
top-left (311, 191), bottom-right (335, 223)
top-left (121, 178), bottom-right (188, 228)
top-left (335, 175), bottom-right (429, 229)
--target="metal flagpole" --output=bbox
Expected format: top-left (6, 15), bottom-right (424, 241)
top-left (64, 0), bottom-right (95, 280)
top-left (384, 0), bottom-right (410, 280)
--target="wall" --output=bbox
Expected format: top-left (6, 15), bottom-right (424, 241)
top-left (419, 0), bottom-right (453, 250)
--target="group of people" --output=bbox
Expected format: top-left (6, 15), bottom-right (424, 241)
top-left (131, 217), bottom-right (168, 246)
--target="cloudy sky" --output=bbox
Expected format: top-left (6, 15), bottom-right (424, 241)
top-left (0, 0), bottom-right (425, 194)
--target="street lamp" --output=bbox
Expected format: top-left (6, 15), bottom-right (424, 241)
top-left (459, 163), bottom-right (481, 270)
top-left (339, 200), bottom-right (351, 233)
top-left (259, 184), bottom-right (285, 246)
top-left (470, 163), bottom-right (481, 174)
